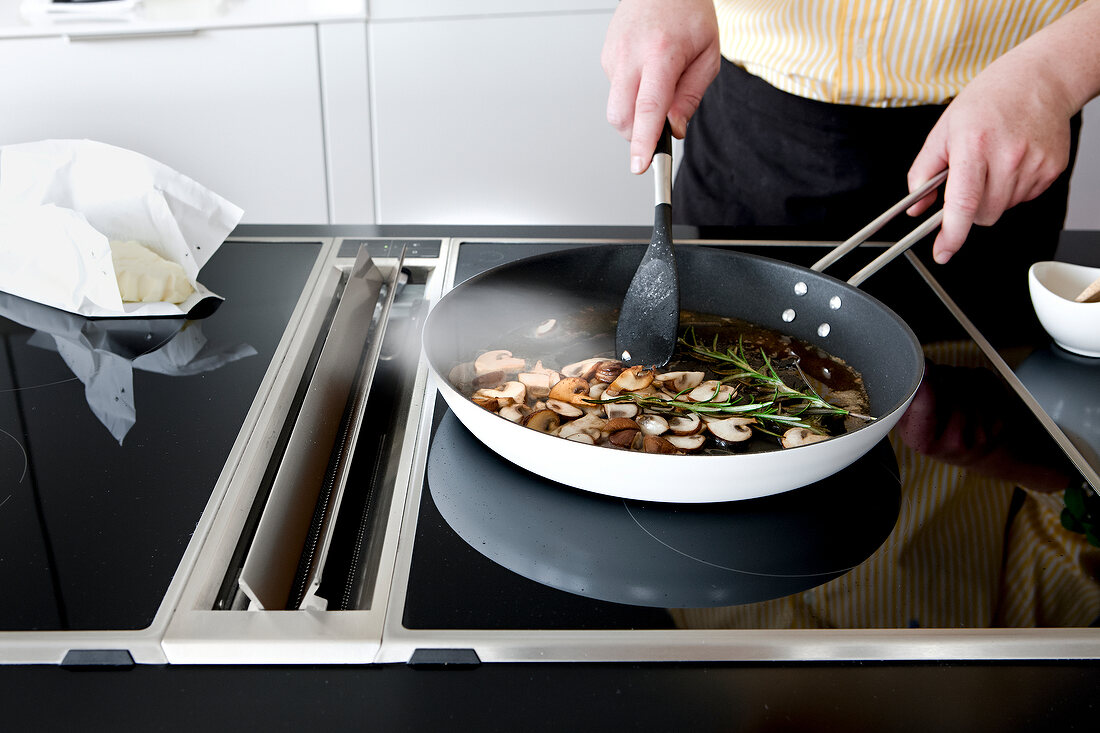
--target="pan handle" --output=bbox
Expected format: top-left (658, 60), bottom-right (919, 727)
top-left (846, 209), bottom-right (943, 287)
top-left (810, 169), bottom-right (948, 278)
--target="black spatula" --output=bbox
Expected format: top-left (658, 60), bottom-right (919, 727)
top-left (615, 120), bottom-right (679, 368)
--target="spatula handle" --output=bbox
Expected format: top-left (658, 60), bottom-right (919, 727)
top-left (653, 120), bottom-right (673, 206)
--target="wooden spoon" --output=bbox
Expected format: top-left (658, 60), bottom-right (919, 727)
top-left (1075, 275), bottom-right (1100, 303)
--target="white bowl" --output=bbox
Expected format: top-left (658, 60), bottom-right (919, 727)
top-left (1028, 261), bottom-right (1100, 358)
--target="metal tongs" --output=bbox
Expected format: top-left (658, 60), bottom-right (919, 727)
top-left (811, 169), bottom-right (949, 284)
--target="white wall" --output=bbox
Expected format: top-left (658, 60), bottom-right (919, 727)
top-left (1067, 97), bottom-right (1100, 230)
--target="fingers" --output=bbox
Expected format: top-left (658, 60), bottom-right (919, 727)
top-left (605, 65), bottom-right (641, 142)
top-left (932, 157), bottom-right (986, 264)
top-left (667, 45), bottom-right (721, 138)
top-left (629, 61), bottom-right (679, 173)
top-left (906, 138), bottom-right (948, 218)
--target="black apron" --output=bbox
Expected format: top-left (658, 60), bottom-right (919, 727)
top-left (674, 58), bottom-right (1082, 343)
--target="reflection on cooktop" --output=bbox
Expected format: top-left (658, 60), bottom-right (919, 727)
top-left (0, 290), bottom-right (255, 443)
top-left (0, 240), bottom-right (322, 632)
top-left (426, 410), bottom-right (900, 609)
top-left (1017, 345), bottom-right (1100, 470)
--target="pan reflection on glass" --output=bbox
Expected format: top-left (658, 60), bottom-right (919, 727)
top-left (428, 409), bottom-right (901, 608)
top-left (0, 290), bottom-right (256, 443)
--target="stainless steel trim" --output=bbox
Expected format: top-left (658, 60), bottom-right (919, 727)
top-left (238, 246), bottom-right (396, 611)
top-left (161, 237), bottom-right (449, 664)
top-left (64, 30), bottom-right (200, 42)
top-left (300, 245), bottom-right (406, 610)
top-left (904, 251), bottom-right (1100, 493)
top-left (653, 152), bottom-right (672, 206)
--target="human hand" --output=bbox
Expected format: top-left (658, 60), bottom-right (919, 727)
top-left (601, 0), bottom-right (720, 174)
top-left (907, 43), bottom-right (1079, 264)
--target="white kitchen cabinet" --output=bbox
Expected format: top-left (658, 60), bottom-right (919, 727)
top-left (0, 24), bottom-right (330, 224)
top-left (369, 10), bottom-right (653, 226)
top-left (367, 0), bottom-right (617, 19)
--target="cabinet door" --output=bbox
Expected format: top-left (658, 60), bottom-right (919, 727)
top-left (0, 25), bottom-right (328, 224)
top-left (370, 11), bottom-right (652, 226)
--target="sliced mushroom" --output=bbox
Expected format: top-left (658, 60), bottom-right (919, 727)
top-left (687, 380), bottom-right (722, 402)
top-left (546, 398), bottom-right (584, 418)
top-left (561, 357), bottom-right (606, 380)
top-left (607, 428), bottom-right (641, 449)
top-left (594, 360), bottom-right (625, 384)
top-left (666, 413), bottom-right (703, 436)
top-left (518, 371), bottom-right (553, 399)
top-left (448, 361), bottom-right (477, 390)
top-left (643, 435), bottom-right (679, 454)
top-left (521, 408), bottom-right (561, 434)
top-left (568, 413), bottom-right (608, 432)
top-left (498, 403), bottom-right (532, 423)
top-left (654, 370), bottom-right (706, 393)
top-left (687, 380), bottom-right (733, 403)
top-left (608, 365), bottom-right (655, 393)
top-left (474, 349), bottom-right (526, 376)
top-left (560, 419), bottom-right (605, 441)
top-left (565, 432), bottom-right (596, 445)
top-left (548, 376), bottom-right (591, 405)
top-left (470, 382), bottom-right (524, 410)
top-left (666, 434), bottom-right (706, 451)
top-left (635, 414), bottom-right (670, 436)
top-left (780, 427), bottom-right (829, 448)
top-left (588, 382), bottom-right (609, 399)
top-left (534, 318), bottom-right (557, 337)
top-left (706, 417), bottom-right (754, 443)
top-left (470, 390), bottom-right (499, 410)
top-left (529, 361), bottom-right (562, 386)
top-left (472, 370), bottom-right (505, 389)
top-left (603, 401), bottom-right (640, 420)
top-left (603, 417), bottom-right (640, 434)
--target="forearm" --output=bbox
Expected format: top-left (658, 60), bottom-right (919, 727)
top-left (1006, 0), bottom-right (1100, 114)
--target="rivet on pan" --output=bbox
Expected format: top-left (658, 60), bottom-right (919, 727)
top-left (817, 323), bottom-right (831, 337)
top-left (829, 296), bottom-right (842, 310)
top-left (793, 282), bottom-right (808, 296)
top-left (782, 308), bottom-right (796, 323)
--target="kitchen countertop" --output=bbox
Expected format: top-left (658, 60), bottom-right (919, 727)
top-left (3, 224), bottom-right (1099, 731)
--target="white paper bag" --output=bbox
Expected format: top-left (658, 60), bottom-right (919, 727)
top-left (0, 139), bottom-right (244, 318)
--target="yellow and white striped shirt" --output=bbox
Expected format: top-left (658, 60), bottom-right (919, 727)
top-left (715, 0), bottom-right (1087, 106)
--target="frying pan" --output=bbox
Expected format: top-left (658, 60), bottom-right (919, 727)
top-left (423, 240), bottom-right (924, 503)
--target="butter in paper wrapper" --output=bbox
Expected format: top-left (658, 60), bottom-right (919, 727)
top-left (0, 139), bottom-right (244, 318)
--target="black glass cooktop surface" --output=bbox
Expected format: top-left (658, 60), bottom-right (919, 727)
top-left (0, 241), bottom-right (323, 631)
top-left (406, 240), bottom-right (1097, 632)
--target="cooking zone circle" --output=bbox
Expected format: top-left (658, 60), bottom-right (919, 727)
top-left (428, 409), bottom-right (901, 608)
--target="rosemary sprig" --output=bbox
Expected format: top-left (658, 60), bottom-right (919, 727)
top-left (678, 329), bottom-right (855, 418)
top-left (589, 392), bottom-right (823, 432)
